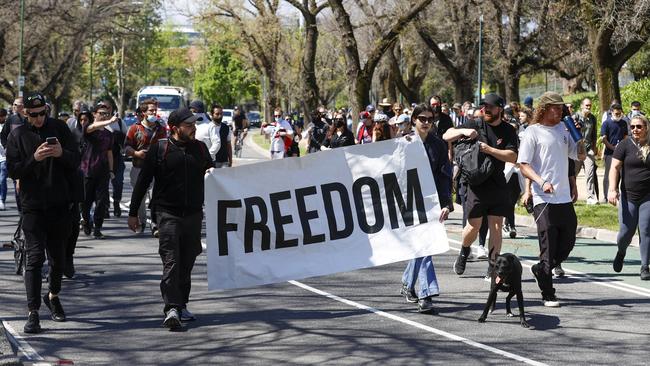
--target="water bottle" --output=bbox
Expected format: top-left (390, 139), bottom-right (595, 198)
top-left (563, 115), bottom-right (583, 143)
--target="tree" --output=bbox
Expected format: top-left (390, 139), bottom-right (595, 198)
top-left (327, 0), bottom-right (435, 123)
top-left (415, 0), bottom-right (479, 103)
top-left (284, 0), bottom-right (329, 120)
top-left (193, 44), bottom-right (260, 106)
top-left (204, 0), bottom-right (283, 123)
top-left (571, 0), bottom-right (650, 112)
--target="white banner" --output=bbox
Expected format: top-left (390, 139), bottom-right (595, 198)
top-left (205, 136), bottom-right (449, 290)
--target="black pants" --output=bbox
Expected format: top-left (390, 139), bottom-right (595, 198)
top-left (66, 204), bottom-right (81, 270)
top-left (157, 210), bottom-right (202, 313)
top-left (22, 208), bottom-right (72, 311)
top-left (505, 173), bottom-right (521, 228)
top-left (82, 175), bottom-right (110, 230)
top-left (533, 202), bottom-right (577, 297)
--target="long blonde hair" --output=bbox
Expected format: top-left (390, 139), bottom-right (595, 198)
top-left (632, 115), bottom-right (650, 161)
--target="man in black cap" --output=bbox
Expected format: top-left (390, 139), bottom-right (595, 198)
top-left (443, 93), bottom-right (518, 275)
top-left (6, 92), bottom-right (80, 333)
top-left (128, 107), bottom-right (214, 330)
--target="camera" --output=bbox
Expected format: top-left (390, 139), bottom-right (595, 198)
top-left (525, 199), bottom-right (534, 214)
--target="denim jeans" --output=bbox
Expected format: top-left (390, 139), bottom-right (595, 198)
top-left (0, 161), bottom-right (7, 203)
top-left (617, 193), bottom-right (650, 267)
top-left (401, 256), bottom-right (439, 299)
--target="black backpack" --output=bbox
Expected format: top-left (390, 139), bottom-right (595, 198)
top-left (454, 120), bottom-right (495, 186)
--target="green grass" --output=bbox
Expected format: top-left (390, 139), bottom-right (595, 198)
top-left (515, 201), bottom-right (619, 231)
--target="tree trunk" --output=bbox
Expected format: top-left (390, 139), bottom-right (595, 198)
top-left (594, 64), bottom-right (617, 114)
top-left (300, 12), bottom-right (320, 122)
top-left (453, 76), bottom-right (474, 103)
top-left (504, 69), bottom-right (520, 103)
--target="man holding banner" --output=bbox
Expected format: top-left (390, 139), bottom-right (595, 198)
top-left (128, 107), bottom-right (214, 330)
top-left (400, 104), bottom-right (452, 314)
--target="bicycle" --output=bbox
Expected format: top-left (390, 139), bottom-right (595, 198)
top-left (234, 129), bottom-right (247, 158)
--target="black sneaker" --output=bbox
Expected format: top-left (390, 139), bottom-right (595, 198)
top-left (23, 311), bottom-right (41, 334)
top-left (613, 250), bottom-right (626, 273)
top-left (417, 297), bottom-right (436, 314)
top-left (113, 204), bottom-right (122, 218)
top-left (453, 247), bottom-right (471, 275)
top-left (509, 226), bottom-right (517, 239)
top-left (641, 266), bottom-right (650, 281)
top-left (163, 308), bottom-right (182, 330)
top-left (43, 294), bottom-right (66, 322)
top-left (93, 230), bottom-right (105, 239)
top-left (400, 284), bottom-right (418, 303)
top-left (83, 222), bottom-right (92, 236)
top-left (530, 263), bottom-right (541, 286)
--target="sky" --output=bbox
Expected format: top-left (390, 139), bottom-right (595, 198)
top-left (162, 0), bottom-right (197, 26)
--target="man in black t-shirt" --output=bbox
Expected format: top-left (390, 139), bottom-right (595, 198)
top-left (443, 93), bottom-right (518, 275)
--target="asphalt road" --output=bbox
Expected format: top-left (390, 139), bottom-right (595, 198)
top-left (1, 136), bottom-right (649, 365)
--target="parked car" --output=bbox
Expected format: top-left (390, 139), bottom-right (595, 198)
top-left (247, 111), bottom-right (261, 127)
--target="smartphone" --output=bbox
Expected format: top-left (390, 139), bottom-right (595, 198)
top-left (46, 137), bottom-right (58, 145)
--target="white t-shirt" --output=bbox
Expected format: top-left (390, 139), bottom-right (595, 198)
top-left (196, 122), bottom-right (231, 157)
top-left (517, 123), bottom-right (578, 206)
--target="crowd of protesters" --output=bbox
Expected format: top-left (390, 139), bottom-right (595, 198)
top-left (0, 88), bottom-right (647, 334)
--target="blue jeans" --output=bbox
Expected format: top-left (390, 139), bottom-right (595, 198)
top-left (401, 256), bottom-right (439, 299)
top-left (0, 161), bottom-right (7, 203)
top-left (617, 193), bottom-right (650, 267)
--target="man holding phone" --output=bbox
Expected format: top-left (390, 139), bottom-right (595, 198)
top-left (6, 92), bottom-right (80, 333)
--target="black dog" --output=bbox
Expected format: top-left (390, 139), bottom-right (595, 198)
top-left (478, 253), bottom-right (529, 328)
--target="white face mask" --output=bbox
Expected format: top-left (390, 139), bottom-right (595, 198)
top-left (147, 115), bottom-right (157, 123)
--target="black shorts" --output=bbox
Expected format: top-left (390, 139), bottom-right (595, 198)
top-left (465, 185), bottom-right (510, 219)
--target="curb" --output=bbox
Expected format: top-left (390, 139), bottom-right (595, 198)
top-left (0, 323), bottom-right (21, 366)
top-left (245, 133), bottom-right (270, 159)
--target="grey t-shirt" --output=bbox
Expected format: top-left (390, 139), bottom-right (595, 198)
top-left (517, 123), bottom-right (578, 206)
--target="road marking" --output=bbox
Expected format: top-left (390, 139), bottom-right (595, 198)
top-left (2, 320), bottom-right (43, 361)
top-left (289, 280), bottom-right (548, 366)
top-left (447, 239), bottom-right (650, 297)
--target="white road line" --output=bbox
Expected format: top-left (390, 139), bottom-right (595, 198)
top-left (2, 320), bottom-right (43, 361)
top-left (447, 239), bottom-right (650, 298)
top-left (289, 280), bottom-right (548, 366)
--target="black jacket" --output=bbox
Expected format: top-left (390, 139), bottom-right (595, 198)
top-left (6, 117), bottom-right (80, 211)
top-left (1, 114), bottom-right (25, 148)
top-left (325, 129), bottom-right (355, 148)
top-left (130, 137), bottom-right (214, 217)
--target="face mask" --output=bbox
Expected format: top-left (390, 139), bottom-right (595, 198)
top-left (335, 119), bottom-right (345, 128)
top-left (612, 115), bottom-right (622, 122)
top-left (274, 117), bottom-right (281, 123)
top-left (147, 115), bottom-right (157, 123)
top-left (397, 123), bottom-right (406, 132)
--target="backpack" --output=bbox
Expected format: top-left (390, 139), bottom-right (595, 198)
top-left (155, 138), bottom-right (209, 168)
top-left (453, 120), bottom-right (495, 186)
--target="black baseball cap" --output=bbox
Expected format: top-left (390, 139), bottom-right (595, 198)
top-left (167, 107), bottom-right (200, 126)
top-left (24, 92), bottom-right (46, 109)
top-left (480, 93), bottom-right (505, 108)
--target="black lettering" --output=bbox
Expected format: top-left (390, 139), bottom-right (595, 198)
top-left (383, 169), bottom-right (428, 229)
top-left (270, 191), bottom-right (298, 249)
top-left (218, 200), bottom-right (242, 256)
top-left (352, 177), bottom-right (384, 234)
top-left (295, 186), bottom-right (325, 245)
top-left (244, 197), bottom-right (271, 252)
top-left (321, 183), bottom-right (354, 240)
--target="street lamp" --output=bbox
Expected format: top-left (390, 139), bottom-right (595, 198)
top-left (475, 14), bottom-right (483, 106)
top-left (18, 0), bottom-right (25, 97)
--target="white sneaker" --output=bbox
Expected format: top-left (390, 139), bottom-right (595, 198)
top-left (476, 245), bottom-right (488, 259)
top-left (163, 308), bottom-right (182, 329)
top-left (553, 265), bottom-right (565, 278)
top-left (586, 198), bottom-right (599, 205)
top-left (543, 295), bottom-right (561, 307)
top-left (0, 201), bottom-right (5, 210)
top-left (180, 308), bottom-right (196, 321)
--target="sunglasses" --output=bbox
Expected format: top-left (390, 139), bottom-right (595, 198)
top-left (98, 112), bottom-right (111, 117)
top-left (274, 115), bottom-right (282, 118)
top-left (584, 104), bottom-right (592, 107)
top-left (417, 116), bottom-right (434, 123)
top-left (630, 125), bottom-right (645, 130)
top-left (28, 110), bottom-right (47, 118)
